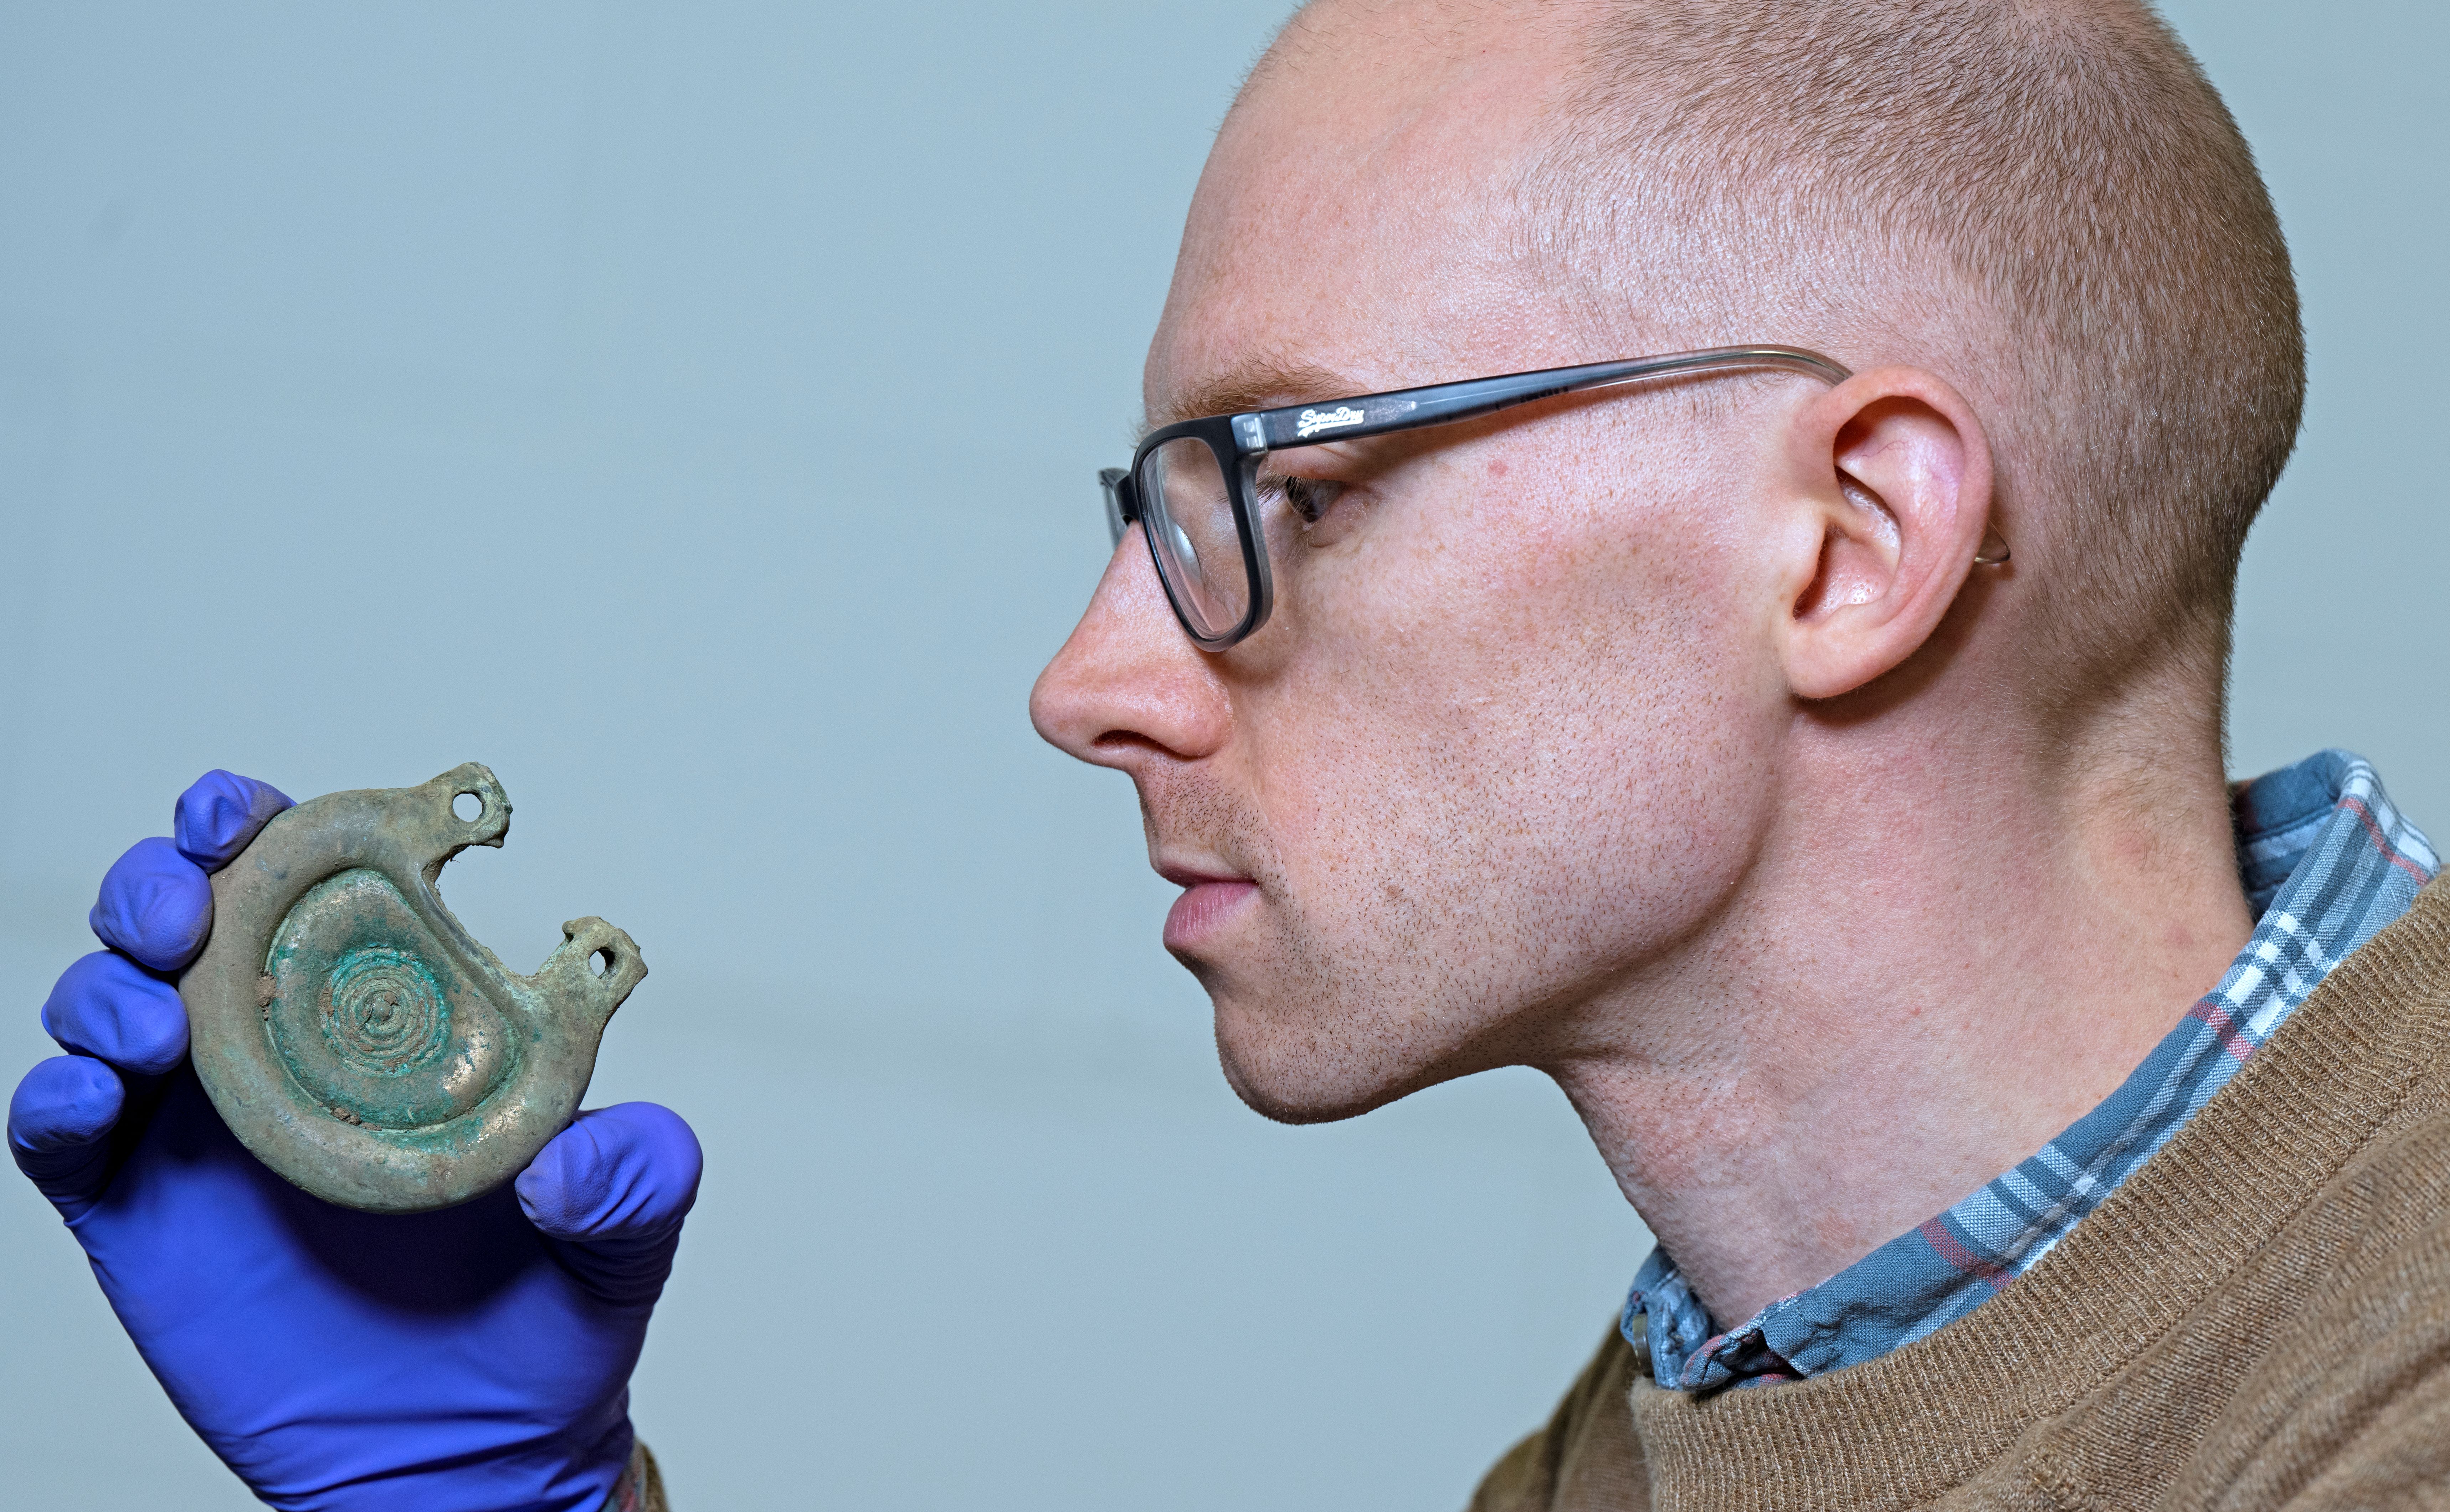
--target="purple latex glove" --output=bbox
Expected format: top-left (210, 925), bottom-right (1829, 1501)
top-left (9, 771), bottom-right (701, 1512)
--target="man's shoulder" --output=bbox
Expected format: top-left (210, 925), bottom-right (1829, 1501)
top-left (2152, 1039), bottom-right (2450, 1506)
top-left (2238, 870), bottom-right (2450, 1279)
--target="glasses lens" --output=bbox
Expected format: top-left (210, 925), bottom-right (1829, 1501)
top-left (1139, 437), bottom-right (1250, 641)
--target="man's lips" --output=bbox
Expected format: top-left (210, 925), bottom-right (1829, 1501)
top-left (1159, 865), bottom-right (1259, 950)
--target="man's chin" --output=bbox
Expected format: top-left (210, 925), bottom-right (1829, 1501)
top-left (1211, 1014), bottom-right (1437, 1127)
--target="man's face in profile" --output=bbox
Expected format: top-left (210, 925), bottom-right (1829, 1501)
top-left (1033, 8), bottom-right (1795, 1125)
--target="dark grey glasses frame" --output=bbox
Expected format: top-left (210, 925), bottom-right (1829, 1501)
top-left (1100, 344), bottom-right (1854, 651)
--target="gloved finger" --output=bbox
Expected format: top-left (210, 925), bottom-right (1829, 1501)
top-left (9, 1055), bottom-right (128, 1218)
top-left (174, 770), bottom-right (293, 871)
top-left (517, 1102), bottom-right (704, 1307)
top-left (43, 951), bottom-right (189, 1075)
top-left (89, 838), bottom-right (213, 973)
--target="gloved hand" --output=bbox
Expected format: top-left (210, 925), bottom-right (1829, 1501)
top-left (8, 771), bottom-right (701, 1512)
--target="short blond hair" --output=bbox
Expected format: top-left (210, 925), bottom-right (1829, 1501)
top-left (1520, 0), bottom-right (2302, 707)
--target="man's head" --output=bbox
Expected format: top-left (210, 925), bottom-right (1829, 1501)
top-left (1032, 0), bottom-right (2298, 1123)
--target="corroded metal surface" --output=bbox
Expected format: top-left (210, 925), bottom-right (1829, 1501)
top-left (183, 763), bottom-right (645, 1213)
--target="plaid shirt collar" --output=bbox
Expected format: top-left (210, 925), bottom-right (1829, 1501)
top-left (1626, 750), bottom-right (2440, 1393)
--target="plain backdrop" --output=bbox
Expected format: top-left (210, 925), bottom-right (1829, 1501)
top-left (1, 3), bottom-right (2441, 1508)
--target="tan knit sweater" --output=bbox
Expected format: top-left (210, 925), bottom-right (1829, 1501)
top-left (1472, 877), bottom-right (2450, 1511)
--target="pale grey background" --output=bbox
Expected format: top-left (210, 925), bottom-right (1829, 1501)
top-left (0, 3), bottom-right (2439, 1508)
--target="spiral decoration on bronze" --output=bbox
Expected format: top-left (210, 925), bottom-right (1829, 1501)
top-left (320, 945), bottom-right (450, 1077)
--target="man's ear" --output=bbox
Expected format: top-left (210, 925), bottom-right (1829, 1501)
top-left (1774, 366), bottom-right (1995, 700)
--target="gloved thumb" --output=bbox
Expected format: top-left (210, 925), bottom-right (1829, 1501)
top-left (517, 1101), bottom-right (702, 1308)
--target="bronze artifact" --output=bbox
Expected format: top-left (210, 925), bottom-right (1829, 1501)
top-left (181, 763), bottom-right (645, 1213)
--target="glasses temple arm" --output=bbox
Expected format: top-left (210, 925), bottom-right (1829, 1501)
top-left (1243, 345), bottom-right (1851, 452)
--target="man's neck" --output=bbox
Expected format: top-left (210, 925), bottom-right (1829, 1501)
top-left (1541, 699), bottom-right (2253, 1328)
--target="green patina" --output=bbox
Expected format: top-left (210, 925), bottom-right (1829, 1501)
top-left (263, 870), bottom-right (520, 1131)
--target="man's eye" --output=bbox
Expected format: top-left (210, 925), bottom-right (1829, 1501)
top-left (1282, 476), bottom-right (1346, 525)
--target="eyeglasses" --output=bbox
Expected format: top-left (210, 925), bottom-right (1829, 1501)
top-left (1096, 345), bottom-right (1902, 651)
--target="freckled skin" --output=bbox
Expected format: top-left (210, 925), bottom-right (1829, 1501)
top-left (1031, 2), bottom-right (2253, 1325)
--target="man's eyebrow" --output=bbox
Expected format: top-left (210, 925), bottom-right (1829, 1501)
top-left (1145, 358), bottom-right (1360, 433)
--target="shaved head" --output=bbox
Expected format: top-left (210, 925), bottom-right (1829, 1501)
top-left (1262, 0), bottom-right (2302, 715)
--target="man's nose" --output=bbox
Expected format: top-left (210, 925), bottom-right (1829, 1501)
top-left (1029, 529), bottom-right (1233, 771)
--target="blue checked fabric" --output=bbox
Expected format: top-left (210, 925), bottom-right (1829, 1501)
top-left (1627, 750), bottom-right (2440, 1393)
